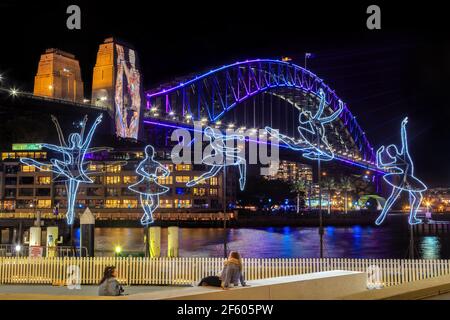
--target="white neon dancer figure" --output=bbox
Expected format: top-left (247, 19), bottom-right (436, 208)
top-left (20, 114), bottom-right (104, 225)
top-left (375, 117), bottom-right (427, 225)
top-left (128, 145), bottom-right (170, 225)
top-left (265, 88), bottom-right (343, 161)
top-left (186, 127), bottom-right (246, 191)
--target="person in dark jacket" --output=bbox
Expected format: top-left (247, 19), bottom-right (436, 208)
top-left (98, 266), bottom-right (124, 296)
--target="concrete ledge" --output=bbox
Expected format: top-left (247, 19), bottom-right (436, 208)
top-left (130, 270), bottom-right (367, 300)
top-left (0, 270), bottom-right (367, 300)
top-left (342, 274), bottom-right (450, 300)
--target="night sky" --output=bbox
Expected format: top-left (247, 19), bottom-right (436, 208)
top-left (0, 1), bottom-right (449, 186)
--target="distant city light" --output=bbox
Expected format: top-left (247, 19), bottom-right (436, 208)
top-left (115, 246), bottom-right (122, 254)
top-left (15, 245), bottom-right (21, 252)
top-left (100, 96), bottom-right (107, 101)
top-left (9, 88), bottom-right (18, 96)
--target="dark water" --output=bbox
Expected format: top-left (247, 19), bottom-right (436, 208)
top-left (76, 214), bottom-right (450, 259)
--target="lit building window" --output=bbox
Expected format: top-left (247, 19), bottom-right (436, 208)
top-left (164, 164), bottom-right (173, 172)
top-left (37, 199), bottom-right (51, 209)
top-left (21, 165), bottom-right (36, 172)
top-left (176, 164), bottom-right (191, 171)
top-left (106, 188), bottom-right (120, 196)
top-left (175, 176), bottom-right (190, 183)
top-left (2, 152), bottom-right (15, 160)
top-left (209, 188), bottom-right (218, 196)
top-left (174, 199), bottom-right (191, 208)
top-left (106, 165), bottom-right (121, 173)
top-left (192, 176), bottom-right (207, 185)
top-left (105, 199), bottom-right (121, 208)
top-left (210, 177), bottom-right (218, 186)
top-left (106, 176), bottom-right (121, 184)
top-left (122, 199), bottom-right (138, 209)
top-left (158, 176), bottom-right (173, 184)
top-left (34, 152), bottom-right (47, 159)
top-left (123, 176), bottom-right (138, 184)
top-left (193, 188), bottom-right (206, 196)
top-left (37, 176), bottom-right (51, 185)
top-left (159, 199), bottom-right (173, 208)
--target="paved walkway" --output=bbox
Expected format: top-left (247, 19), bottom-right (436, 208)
top-left (0, 284), bottom-right (188, 297)
top-left (423, 292), bottom-right (450, 300)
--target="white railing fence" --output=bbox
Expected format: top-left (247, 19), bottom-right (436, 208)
top-left (0, 257), bottom-right (449, 287)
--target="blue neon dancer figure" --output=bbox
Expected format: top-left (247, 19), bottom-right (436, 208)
top-left (265, 88), bottom-right (343, 161)
top-left (20, 114), bottom-right (104, 225)
top-left (128, 145), bottom-right (170, 225)
top-left (375, 117), bottom-right (427, 225)
top-left (186, 127), bottom-right (246, 191)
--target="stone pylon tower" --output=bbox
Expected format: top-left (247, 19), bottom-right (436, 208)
top-left (33, 48), bottom-right (84, 103)
top-left (91, 37), bottom-right (143, 140)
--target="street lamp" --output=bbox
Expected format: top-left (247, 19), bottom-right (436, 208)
top-left (115, 245), bottom-right (122, 257)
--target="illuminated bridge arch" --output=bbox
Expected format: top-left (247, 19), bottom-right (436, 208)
top-left (145, 59), bottom-right (375, 166)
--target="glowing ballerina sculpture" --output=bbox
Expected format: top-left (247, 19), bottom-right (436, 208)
top-left (128, 145), bottom-right (170, 225)
top-left (265, 88), bottom-right (343, 161)
top-left (375, 117), bottom-right (427, 225)
top-left (186, 127), bottom-right (247, 191)
top-left (20, 114), bottom-right (104, 225)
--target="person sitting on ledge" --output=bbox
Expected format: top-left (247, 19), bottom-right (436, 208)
top-left (219, 251), bottom-right (248, 289)
top-left (197, 251), bottom-right (248, 289)
top-left (98, 266), bottom-right (124, 296)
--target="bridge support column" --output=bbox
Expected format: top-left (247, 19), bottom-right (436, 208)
top-left (80, 208), bottom-right (95, 257)
top-left (46, 226), bottom-right (59, 257)
top-left (168, 226), bottom-right (179, 257)
top-left (29, 226), bottom-right (42, 246)
top-left (18, 222), bottom-right (23, 245)
top-left (8, 227), bottom-right (15, 244)
top-left (149, 226), bottom-right (161, 258)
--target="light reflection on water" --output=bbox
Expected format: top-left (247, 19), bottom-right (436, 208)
top-left (420, 237), bottom-right (441, 259)
top-left (75, 215), bottom-right (450, 259)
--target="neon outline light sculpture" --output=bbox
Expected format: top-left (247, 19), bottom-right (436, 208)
top-left (375, 117), bottom-right (427, 225)
top-left (20, 114), bottom-right (104, 225)
top-left (186, 127), bottom-right (247, 191)
top-left (128, 145), bottom-right (170, 225)
top-left (265, 88), bottom-right (343, 161)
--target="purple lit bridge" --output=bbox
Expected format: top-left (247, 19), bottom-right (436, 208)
top-left (144, 59), bottom-right (379, 172)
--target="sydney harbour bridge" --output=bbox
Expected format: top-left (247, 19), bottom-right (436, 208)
top-left (143, 59), bottom-right (378, 173)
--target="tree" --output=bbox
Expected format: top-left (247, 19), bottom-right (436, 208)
top-left (340, 176), bottom-right (355, 214)
top-left (291, 180), bottom-right (307, 213)
top-left (237, 176), bottom-right (294, 210)
top-left (320, 177), bottom-right (336, 214)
